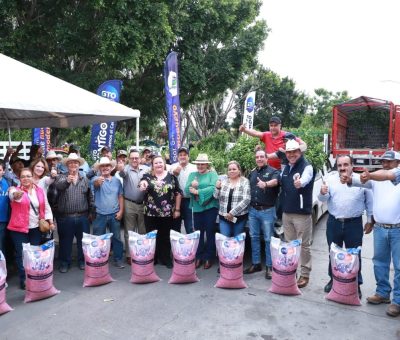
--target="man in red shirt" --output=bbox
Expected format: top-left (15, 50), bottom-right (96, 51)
top-left (239, 116), bottom-right (307, 170)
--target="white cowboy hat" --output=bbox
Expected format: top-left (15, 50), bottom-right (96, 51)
top-left (285, 140), bottom-right (301, 152)
top-left (193, 153), bottom-right (212, 164)
top-left (45, 150), bottom-right (62, 160)
top-left (93, 157), bottom-right (116, 170)
top-left (62, 152), bottom-right (85, 166)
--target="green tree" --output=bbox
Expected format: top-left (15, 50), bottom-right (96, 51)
top-left (232, 66), bottom-right (310, 133)
top-left (302, 88), bottom-right (350, 128)
top-left (0, 0), bottom-right (267, 142)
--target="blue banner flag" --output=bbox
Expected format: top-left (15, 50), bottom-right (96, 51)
top-left (164, 52), bottom-right (181, 163)
top-left (32, 127), bottom-right (51, 156)
top-left (90, 80), bottom-right (122, 159)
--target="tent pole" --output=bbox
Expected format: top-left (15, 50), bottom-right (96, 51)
top-left (136, 117), bottom-right (139, 148)
top-left (4, 115), bottom-right (11, 146)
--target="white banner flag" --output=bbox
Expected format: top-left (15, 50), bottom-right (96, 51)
top-left (242, 91), bottom-right (256, 130)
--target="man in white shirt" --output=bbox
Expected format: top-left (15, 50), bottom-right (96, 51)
top-left (318, 155), bottom-right (373, 296)
top-left (170, 147), bottom-right (197, 234)
top-left (341, 150), bottom-right (400, 317)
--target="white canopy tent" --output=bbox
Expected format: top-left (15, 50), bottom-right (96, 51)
top-left (0, 53), bottom-right (140, 145)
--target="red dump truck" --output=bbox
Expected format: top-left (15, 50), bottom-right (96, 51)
top-left (331, 96), bottom-right (400, 171)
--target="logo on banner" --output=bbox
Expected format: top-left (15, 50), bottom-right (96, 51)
top-left (90, 80), bottom-right (122, 160)
top-left (100, 84), bottom-right (120, 101)
top-left (246, 97), bottom-right (255, 113)
top-left (168, 71), bottom-right (178, 97)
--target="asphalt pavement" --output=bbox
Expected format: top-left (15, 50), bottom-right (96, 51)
top-left (1, 214), bottom-right (399, 340)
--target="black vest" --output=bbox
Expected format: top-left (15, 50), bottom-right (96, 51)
top-left (281, 156), bottom-right (315, 215)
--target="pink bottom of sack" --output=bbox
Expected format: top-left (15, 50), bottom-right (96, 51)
top-left (130, 258), bottom-right (160, 284)
top-left (326, 275), bottom-right (361, 306)
top-left (24, 269), bottom-right (60, 303)
top-left (269, 267), bottom-right (302, 296)
top-left (0, 281), bottom-right (13, 314)
top-left (215, 260), bottom-right (247, 289)
top-left (83, 258), bottom-right (114, 287)
top-left (168, 258), bottom-right (199, 284)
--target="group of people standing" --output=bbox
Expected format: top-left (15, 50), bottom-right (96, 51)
top-left (1, 115), bottom-right (400, 319)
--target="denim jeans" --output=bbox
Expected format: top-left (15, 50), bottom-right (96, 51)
top-left (194, 208), bottom-right (218, 261)
top-left (92, 213), bottom-right (124, 262)
top-left (373, 225), bottom-right (400, 305)
top-left (181, 198), bottom-right (194, 234)
top-left (0, 222), bottom-right (6, 253)
top-left (248, 206), bottom-right (276, 267)
top-left (172, 198), bottom-right (194, 234)
top-left (219, 216), bottom-right (247, 237)
top-left (326, 214), bottom-right (363, 284)
top-left (10, 228), bottom-right (41, 283)
top-left (57, 215), bottom-right (90, 266)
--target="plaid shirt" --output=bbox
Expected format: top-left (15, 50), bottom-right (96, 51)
top-left (55, 174), bottom-right (94, 215)
top-left (213, 177), bottom-right (250, 216)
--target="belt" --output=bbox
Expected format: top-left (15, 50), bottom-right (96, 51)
top-left (124, 198), bottom-right (143, 204)
top-left (376, 223), bottom-right (400, 229)
top-left (330, 214), bottom-right (361, 223)
top-left (58, 212), bottom-right (87, 218)
top-left (251, 204), bottom-right (274, 211)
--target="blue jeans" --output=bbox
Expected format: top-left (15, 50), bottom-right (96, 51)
top-left (194, 208), bottom-right (218, 261)
top-left (219, 215), bottom-right (247, 237)
top-left (92, 213), bottom-right (124, 262)
top-left (326, 214), bottom-right (363, 284)
top-left (181, 198), bottom-right (194, 234)
top-left (373, 225), bottom-right (400, 305)
top-left (248, 206), bottom-right (276, 267)
top-left (10, 228), bottom-right (42, 283)
top-left (0, 222), bottom-right (6, 253)
top-left (57, 215), bottom-right (90, 266)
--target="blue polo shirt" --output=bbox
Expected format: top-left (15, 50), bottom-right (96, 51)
top-left (0, 177), bottom-right (10, 222)
top-left (93, 176), bottom-right (123, 215)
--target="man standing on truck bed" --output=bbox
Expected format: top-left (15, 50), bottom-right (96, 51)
top-left (239, 116), bottom-right (307, 170)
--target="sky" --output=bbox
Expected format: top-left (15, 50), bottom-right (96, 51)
top-left (258, 0), bottom-right (400, 104)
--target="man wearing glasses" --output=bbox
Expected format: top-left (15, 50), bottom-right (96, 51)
top-left (117, 149), bottom-right (149, 264)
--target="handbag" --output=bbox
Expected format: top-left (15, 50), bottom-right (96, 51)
top-left (29, 201), bottom-right (51, 232)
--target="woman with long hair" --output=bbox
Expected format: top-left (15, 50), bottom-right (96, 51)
top-left (139, 155), bottom-right (182, 268)
top-left (214, 161), bottom-right (250, 237)
top-left (7, 168), bottom-right (54, 289)
top-left (30, 157), bottom-right (57, 194)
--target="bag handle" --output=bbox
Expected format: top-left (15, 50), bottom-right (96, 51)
top-left (29, 200), bottom-right (38, 216)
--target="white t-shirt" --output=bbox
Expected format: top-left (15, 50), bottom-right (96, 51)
top-left (352, 174), bottom-right (400, 224)
top-left (170, 162), bottom-right (197, 198)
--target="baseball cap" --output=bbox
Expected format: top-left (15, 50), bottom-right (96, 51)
top-left (381, 150), bottom-right (400, 161)
top-left (117, 150), bottom-right (128, 157)
top-left (285, 140), bottom-right (300, 151)
top-left (269, 116), bottom-right (282, 124)
top-left (101, 146), bottom-right (111, 153)
top-left (283, 132), bottom-right (296, 140)
top-left (178, 146), bottom-right (189, 154)
top-left (68, 144), bottom-right (80, 153)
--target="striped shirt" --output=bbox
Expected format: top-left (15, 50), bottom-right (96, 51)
top-left (213, 177), bottom-right (251, 216)
top-left (55, 174), bottom-right (94, 214)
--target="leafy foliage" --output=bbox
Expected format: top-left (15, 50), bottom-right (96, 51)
top-left (0, 0), bottom-right (267, 142)
top-left (232, 67), bottom-right (310, 132)
top-left (291, 128), bottom-right (330, 171)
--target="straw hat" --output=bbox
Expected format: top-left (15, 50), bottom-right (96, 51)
top-left (93, 157), bottom-right (116, 170)
top-left (62, 152), bottom-right (85, 166)
top-left (193, 153), bottom-right (212, 164)
top-left (45, 150), bottom-right (62, 160)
